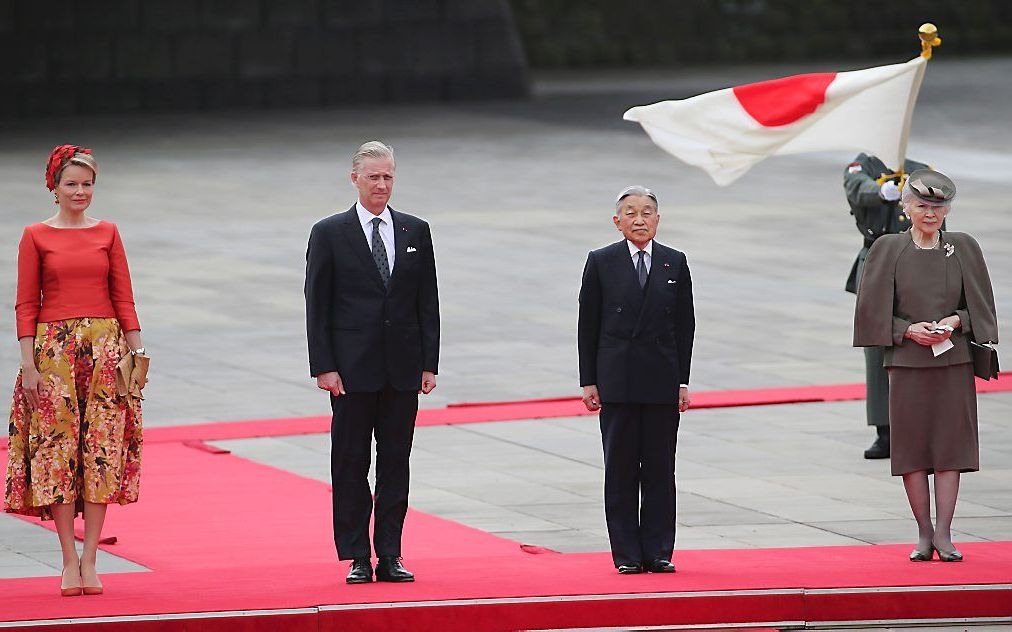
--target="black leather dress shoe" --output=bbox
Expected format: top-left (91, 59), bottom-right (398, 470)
top-left (646, 559), bottom-right (676, 573)
top-left (376, 557), bottom-right (415, 582)
top-left (346, 558), bottom-right (373, 584)
top-left (863, 435), bottom-right (890, 459)
top-left (617, 563), bottom-right (643, 574)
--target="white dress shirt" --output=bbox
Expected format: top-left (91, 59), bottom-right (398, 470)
top-left (626, 239), bottom-right (652, 273)
top-left (356, 202), bottom-right (395, 273)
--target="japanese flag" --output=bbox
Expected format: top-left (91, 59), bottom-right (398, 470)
top-left (623, 56), bottom-right (927, 186)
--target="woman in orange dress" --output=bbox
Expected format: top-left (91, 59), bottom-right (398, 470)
top-left (5, 145), bottom-right (145, 596)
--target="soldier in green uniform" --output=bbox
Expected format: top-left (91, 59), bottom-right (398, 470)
top-left (844, 152), bottom-right (929, 459)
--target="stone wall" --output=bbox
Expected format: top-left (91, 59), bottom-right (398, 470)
top-left (0, 0), bottom-right (529, 117)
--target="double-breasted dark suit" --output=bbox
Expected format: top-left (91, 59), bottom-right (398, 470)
top-left (578, 239), bottom-right (694, 566)
top-left (305, 205), bottom-right (439, 560)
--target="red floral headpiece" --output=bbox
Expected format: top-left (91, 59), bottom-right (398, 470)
top-left (45, 144), bottom-right (93, 191)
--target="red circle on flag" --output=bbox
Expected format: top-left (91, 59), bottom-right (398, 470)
top-left (733, 72), bottom-right (837, 127)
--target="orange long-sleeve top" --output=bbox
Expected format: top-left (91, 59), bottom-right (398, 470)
top-left (15, 221), bottom-right (141, 339)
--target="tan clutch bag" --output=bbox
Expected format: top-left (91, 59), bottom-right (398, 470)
top-left (116, 353), bottom-right (150, 402)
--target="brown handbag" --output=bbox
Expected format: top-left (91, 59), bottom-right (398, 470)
top-left (116, 352), bottom-right (150, 403)
top-left (969, 341), bottom-right (999, 381)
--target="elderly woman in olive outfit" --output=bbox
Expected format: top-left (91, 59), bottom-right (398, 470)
top-left (854, 169), bottom-right (998, 563)
top-left (5, 146), bottom-right (146, 596)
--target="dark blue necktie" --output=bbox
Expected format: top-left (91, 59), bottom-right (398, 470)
top-left (371, 217), bottom-right (390, 287)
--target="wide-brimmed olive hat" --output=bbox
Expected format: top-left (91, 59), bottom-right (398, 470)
top-left (907, 169), bottom-right (955, 205)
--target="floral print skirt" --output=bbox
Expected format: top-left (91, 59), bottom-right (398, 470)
top-left (5, 318), bottom-right (142, 519)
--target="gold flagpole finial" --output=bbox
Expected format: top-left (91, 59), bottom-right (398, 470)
top-left (919, 23), bottom-right (941, 59)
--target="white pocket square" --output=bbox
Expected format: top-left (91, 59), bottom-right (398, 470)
top-left (406, 246), bottom-right (417, 253)
top-left (667, 279), bottom-right (677, 284)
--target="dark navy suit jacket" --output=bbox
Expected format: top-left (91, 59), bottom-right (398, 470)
top-left (578, 240), bottom-right (694, 405)
top-left (305, 205), bottom-right (439, 392)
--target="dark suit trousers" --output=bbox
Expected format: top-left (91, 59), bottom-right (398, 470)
top-left (856, 248), bottom-right (889, 428)
top-left (599, 403), bottom-right (680, 567)
top-left (864, 346), bottom-right (890, 427)
top-left (330, 386), bottom-right (418, 560)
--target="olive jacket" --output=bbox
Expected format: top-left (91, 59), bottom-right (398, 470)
top-left (854, 232), bottom-right (999, 364)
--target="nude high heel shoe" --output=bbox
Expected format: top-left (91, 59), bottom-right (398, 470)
top-left (60, 567), bottom-right (82, 597)
top-left (81, 565), bottom-right (104, 595)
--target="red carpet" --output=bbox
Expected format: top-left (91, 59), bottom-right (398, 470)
top-left (2, 440), bottom-right (1011, 630)
top-left (4, 547), bottom-right (1011, 629)
top-left (3, 442), bottom-right (519, 573)
top-left (3, 377), bottom-right (1012, 629)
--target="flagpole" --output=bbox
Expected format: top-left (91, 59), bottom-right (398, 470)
top-left (876, 23), bottom-right (942, 188)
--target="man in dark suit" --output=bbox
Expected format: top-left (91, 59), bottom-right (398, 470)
top-left (305, 141), bottom-right (439, 584)
top-left (578, 185), bottom-right (694, 574)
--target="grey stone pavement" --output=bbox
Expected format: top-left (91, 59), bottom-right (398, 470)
top-left (0, 56), bottom-right (1010, 579)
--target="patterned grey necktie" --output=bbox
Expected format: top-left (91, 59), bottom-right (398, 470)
top-left (371, 217), bottom-right (390, 287)
top-left (636, 250), bottom-right (647, 289)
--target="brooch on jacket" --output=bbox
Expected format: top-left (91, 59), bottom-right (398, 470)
top-left (943, 243), bottom-right (955, 258)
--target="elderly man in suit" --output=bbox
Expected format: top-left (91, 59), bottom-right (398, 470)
top-left (578, 185), bottom-right (695, 574)
top-left (305, 141), bottom-right (440, 584)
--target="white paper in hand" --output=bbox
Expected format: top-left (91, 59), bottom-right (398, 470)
top-left (932, 338), bottom-right (954, 357)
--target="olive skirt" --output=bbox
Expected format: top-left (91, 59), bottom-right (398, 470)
top-left (887, 362), bottom-right (978, 476)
